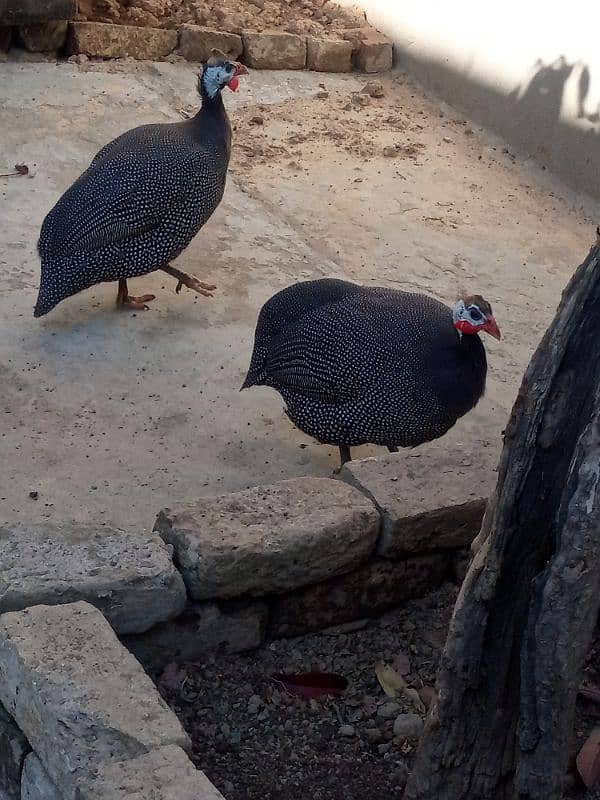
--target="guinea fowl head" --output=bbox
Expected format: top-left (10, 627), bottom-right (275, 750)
top-left (199, 53), bottom-right (248, 99)
top-left (452, 294), bottom-right (501, 340)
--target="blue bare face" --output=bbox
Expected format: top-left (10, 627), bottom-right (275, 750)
top-left (202, 60), bottom-right (246, 97)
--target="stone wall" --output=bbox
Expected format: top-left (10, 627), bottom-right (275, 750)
top-left (0, 452), bottom-right (494, 798)
top-left (0, 7), bottom-right (392, 74)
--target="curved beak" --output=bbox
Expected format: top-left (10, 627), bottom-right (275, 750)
top-left (483, 316), bottom-right (501, 340)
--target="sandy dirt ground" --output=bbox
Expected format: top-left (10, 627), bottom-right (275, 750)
top-left (1, 57), bottom-right (598, 533)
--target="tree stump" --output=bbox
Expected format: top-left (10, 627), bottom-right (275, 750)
top-left (405, 239), bottom-right (600, 800)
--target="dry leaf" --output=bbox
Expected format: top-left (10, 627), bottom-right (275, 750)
top-left (375, 661), bottom-right (406, 698)
top-left (405, 687), bottom-right (426, 714)
top-left (418, 685), bottom-right (437, 710)
top-left (270, 672), bottom-right (347, 700)
top-left (376, 661), bottom-right (428, 713)
top-left (576, 728), bottom-right (600, 788)
top-left (159, 661), bottom-right (188, 690)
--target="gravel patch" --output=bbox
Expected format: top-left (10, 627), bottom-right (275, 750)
top-left (157, 584), bottom-right (456, 800)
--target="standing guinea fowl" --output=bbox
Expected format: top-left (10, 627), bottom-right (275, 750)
top-left (242, 278), bottom-right (501, 466)
top-left (34, 54), bottom-right (248, 317)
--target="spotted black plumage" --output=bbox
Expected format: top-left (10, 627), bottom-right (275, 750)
top-left (243, 278), bottom-right (494, 463)
top-left (34, 58), bottom-right (245, 317)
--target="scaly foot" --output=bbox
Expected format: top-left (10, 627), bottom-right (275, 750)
top-left (175, 277), bottom-right (217, 297)
top-left (117, 293), bottom-right (156, 311)
top-left (116, 280), bottom-right (155, 310)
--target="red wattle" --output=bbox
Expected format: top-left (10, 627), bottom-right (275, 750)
top-left (227, 77), bottom-right (239, 92)
top-left (454, 319), bottom-right (479, 336)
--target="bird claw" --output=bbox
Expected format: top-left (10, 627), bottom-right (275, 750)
top-left (190, 277), bottom-right (216, 298)
top-left (118, 294), bottom-right (155, 311)
top-left (177, 277), bottom-right (217, 298)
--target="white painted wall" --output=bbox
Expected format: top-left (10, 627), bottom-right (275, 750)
top-left (342, 0), bottom-right (600, 199)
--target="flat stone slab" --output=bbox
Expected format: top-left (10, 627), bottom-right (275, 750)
top-left (341, 448), bottom-right (496, 557)
top-left (270, 553), bottom-right (448, 637)
top-left (68, 21), bottom-right (177, 60)
top-left (0, 702), bottom-right (29, 799)
top-left (21, 747), bottom-right (223, 800)
top-left (0, 602), bottom-right (190, 799)
top-left (242, 31), bottom-right (306, 70)
top-left (0, 0), bottom-right (75, 25)
top-left (179, 24), bottom-right (243, 62)
top-left (156, 477), bottom-right (379, 600)
top-left (77, 745), bottom-right (225, 799)
top-left (21, 754), bottom-right (62, 800)
top-left (0, 522), bottom-right (186, 634)
top-left (124, 599), bottom-right (268, 670)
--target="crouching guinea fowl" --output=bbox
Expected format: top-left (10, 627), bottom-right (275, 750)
top-left (34, 55), bottom-right (248, 317)
top-left (242, 278), bottom-right (501, 467)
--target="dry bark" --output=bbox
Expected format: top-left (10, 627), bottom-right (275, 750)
top-left (405, 239), bottom-right (600, 800)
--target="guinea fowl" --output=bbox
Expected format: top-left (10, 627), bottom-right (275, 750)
top-left (242, 278), bottom-right (501, 466)
top-left (34, 55), bottom-right (248, 317)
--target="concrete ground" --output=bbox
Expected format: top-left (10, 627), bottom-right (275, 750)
top-left (1, 56), bottom-right (597, 532)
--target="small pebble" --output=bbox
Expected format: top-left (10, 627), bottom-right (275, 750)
top-left (67, 53), bottom-right (88, 64)
top-left (338, 725), bottom-right (355, 737)
top-left (377, 701), bottom-right (401, 719)
top-left (393, 713), bottom-right (424, 738)
top-left (365, 727), bottom-right (383, 744)
top-left (361, 81), bottom-right (385, 98)
top-left (247, 694), bottom-right (262, 714)
top-left (350, 92), bottom-right (370, 108)
top-left (383, 145), bottom-right (398, 158)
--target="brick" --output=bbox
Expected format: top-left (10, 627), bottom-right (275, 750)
top-left (242, 31), bottom-right (306, 70)
top-left (0, 522), bottom-right (186, 634)
top-left (155, 477), bottom-right (379, 600)
top-left (269, 553), bottom-right (448, 637)
top-left (306, 36), bottom-right (352, 72)
top-left (19, 21), bottom-right (68, 51)
top-left (68, 21), bottom-right (177, 60)
top-left (0, 0), bottom-right (75, 25)
top-left (341, 26), bottom-right (393, 73)
top-left (340, 449), bottom-right (493, 557)
top-left (0, 603), bottom-right (189, 799)
top-left (179, 25), bottom-right (242, 62)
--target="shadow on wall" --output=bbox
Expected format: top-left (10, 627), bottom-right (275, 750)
top-left (398, 51), bottom-right (600, 201)
top-left (510, 56), bottom-right (600, 123)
